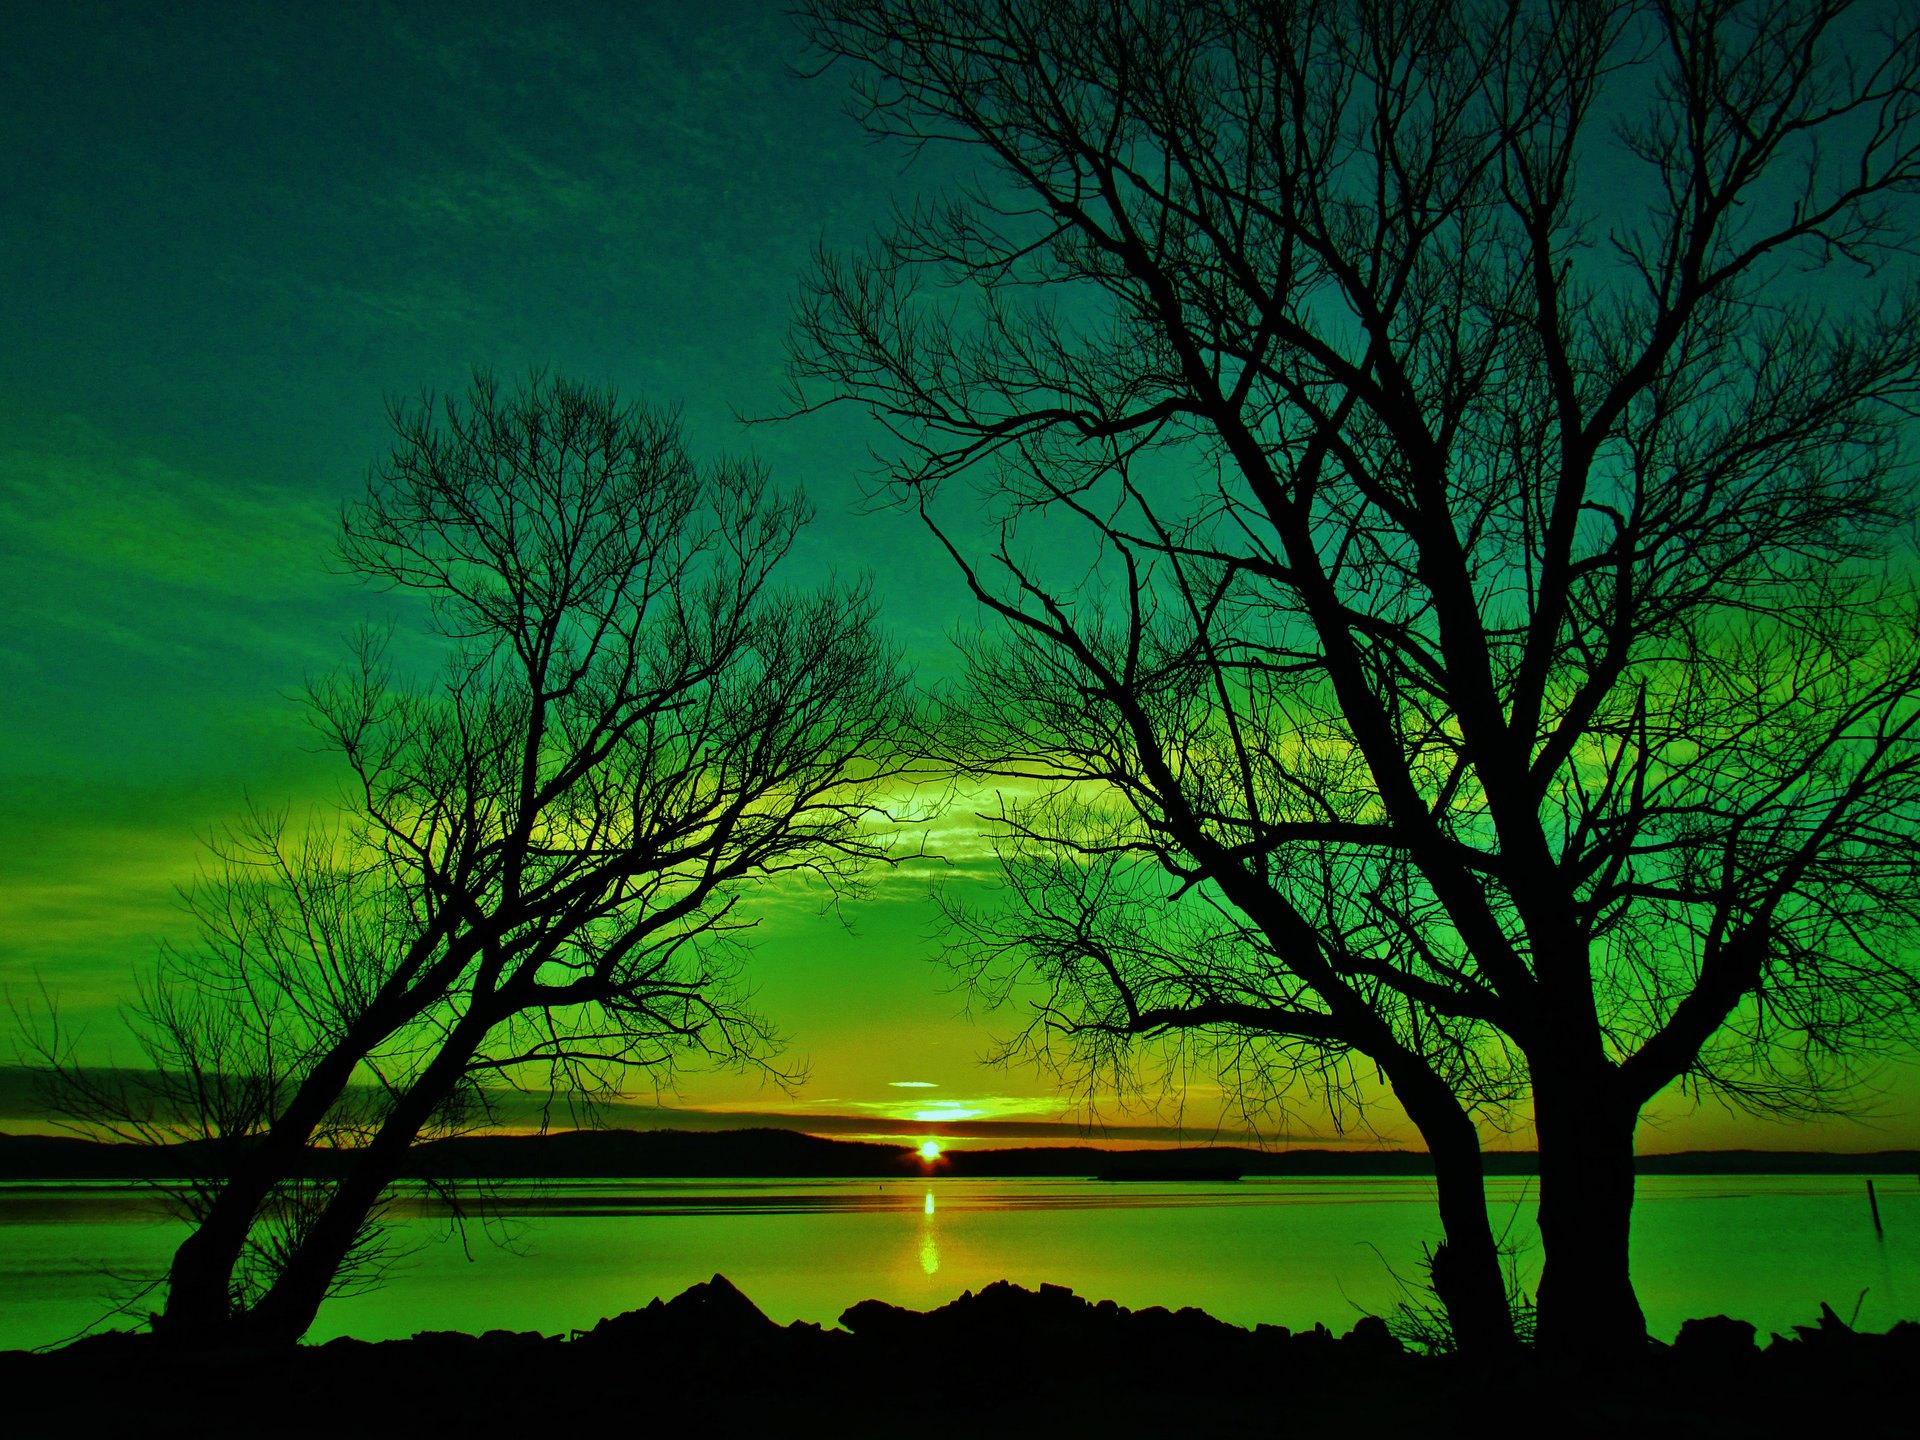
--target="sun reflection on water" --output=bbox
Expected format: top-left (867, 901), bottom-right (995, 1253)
top-left (919, 1188), bottom-right (939, 1274)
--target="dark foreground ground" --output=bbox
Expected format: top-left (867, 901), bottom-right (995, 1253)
top-left (4, 1277), bottom-right (1911, 1438)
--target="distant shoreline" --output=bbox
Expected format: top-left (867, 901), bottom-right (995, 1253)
top-left (4, 1127), bottom-right (1917, 1181)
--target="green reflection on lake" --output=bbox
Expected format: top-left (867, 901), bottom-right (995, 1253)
top-left (2, 1175), bottom-right (1913, 1350)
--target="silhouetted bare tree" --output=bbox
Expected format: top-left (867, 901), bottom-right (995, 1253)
top-left (27, 809), bottom-right (444, 1321)
top-left (34, 372), bottom-right (910, 1346)
top-left (790, 0), bottom-right (1920, 1356)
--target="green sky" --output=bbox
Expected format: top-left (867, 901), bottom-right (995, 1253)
top-left (3, 0), bottom-right (1913, 1153)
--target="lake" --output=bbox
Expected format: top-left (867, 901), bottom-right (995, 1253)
top-left (3, 1174), bottom-right (1914, 1351)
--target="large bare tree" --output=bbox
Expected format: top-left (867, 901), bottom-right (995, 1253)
top-left (790, 0), bottom-right (1920, 1356)
top-left (36, 372), bottom-right (910, 1347)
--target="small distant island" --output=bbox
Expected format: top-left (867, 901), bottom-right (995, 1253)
top-left (3, 1126), bottom-right (1916, 1181)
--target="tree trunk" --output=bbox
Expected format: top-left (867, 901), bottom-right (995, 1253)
top-left (1426, 1134), bottom-right (1517, 1355)
top-left (240, 1013), bottom-right (493, 1345)
top-left (158, 1182), bottom-right (267, 1344)
top-left (1531, 1085), bottom-right (1645, 1359)
top-left (1390, 1069), bottom-right (1516, 1354)
top-left (237, 1153), bottom-right (405, 1346)
top-left (155, 1043), bottom-right (370, 1346)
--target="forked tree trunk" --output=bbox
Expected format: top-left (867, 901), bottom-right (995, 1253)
top-left (241, 1011), bottom-right (493, 1346)
top-left (155, 1044), bottom-right (370, 1346)
top-left (1531, 1083), bottom-right (1646, 1359)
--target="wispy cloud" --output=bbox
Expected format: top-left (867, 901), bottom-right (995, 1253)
top-left (0, 415), bottom-right (337, 606)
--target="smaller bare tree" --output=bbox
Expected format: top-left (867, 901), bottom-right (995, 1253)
top-left (30, 371), bottom-right (911, 1347)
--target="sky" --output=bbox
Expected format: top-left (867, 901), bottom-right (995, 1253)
top-left (3, 0), bottom-right (1914, 1155)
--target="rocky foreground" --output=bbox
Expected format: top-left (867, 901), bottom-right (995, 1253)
top-left (4, 1277), bottom-right (1911, 1437)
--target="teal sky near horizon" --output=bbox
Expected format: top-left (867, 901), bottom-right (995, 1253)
top-left (3, 0), bottom-right (1915, 1154)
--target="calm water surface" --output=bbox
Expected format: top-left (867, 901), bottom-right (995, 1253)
top-left (2, 1175), bottom-right (1914, 1351)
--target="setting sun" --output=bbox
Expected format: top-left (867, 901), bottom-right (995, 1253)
top-left (917, 1140), bottom-right (943, 1163)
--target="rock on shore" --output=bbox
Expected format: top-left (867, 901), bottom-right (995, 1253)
top-left (3, 1277), bottom-right (1912, 1436)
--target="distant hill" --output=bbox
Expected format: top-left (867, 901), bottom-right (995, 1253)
top-left (2, 1129), bottom-right (1916, 1181)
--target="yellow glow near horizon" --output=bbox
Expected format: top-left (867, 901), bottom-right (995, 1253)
top-left (918, 1139), bottom-right (943, 1162)
top-left (912, 1104), bottom-right (983, 1123)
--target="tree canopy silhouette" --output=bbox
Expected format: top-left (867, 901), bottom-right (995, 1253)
top-left (790, 0), bottom-right (1920, 1356)
top-left (34, 372), bottom-right (910, 1346)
